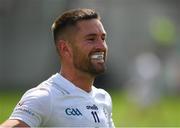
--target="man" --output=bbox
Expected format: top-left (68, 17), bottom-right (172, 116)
top-left (1, 8), bottom-right (114, 127)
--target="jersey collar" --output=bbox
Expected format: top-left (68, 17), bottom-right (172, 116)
top-left (52, 73), bottom-right (96, 97)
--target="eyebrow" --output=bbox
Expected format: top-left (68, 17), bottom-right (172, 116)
top-left (85, 33), bottom-right (106, 37)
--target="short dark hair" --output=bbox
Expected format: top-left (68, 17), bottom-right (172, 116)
top-left (51, 8), bottom-right (100, 44)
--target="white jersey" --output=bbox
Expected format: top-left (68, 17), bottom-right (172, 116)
top-left (9, 73), bottom-right (114, 127)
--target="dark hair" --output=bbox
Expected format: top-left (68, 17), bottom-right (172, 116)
top-left (51, 8), bottom-right (100, 43)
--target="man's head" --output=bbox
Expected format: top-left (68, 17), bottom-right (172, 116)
top-left (52, 8), bottom-right (100, 43)
top-left (52, 8), bottom-right (108, 76)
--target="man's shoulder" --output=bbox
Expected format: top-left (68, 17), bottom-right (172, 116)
top-left (93, 86), bottom-right (112, 102)
top-left (21, 73), bottom-right (62, 100)
top-left (93, 86), bottom-right (110, 96)
top-left (21, 86), bottom-right (52, 104)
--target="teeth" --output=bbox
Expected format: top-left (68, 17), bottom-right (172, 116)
top-left (91, 52), bottom-right (104, 60)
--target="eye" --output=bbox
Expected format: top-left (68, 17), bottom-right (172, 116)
top-left (101, 33), bottom-right (106, 41)
top-left (101, 36), bottom-right (106, 41)
top-left (87, 38), bottom-right (96, 41)
top-left (102, 37), bottom-right (105, 41)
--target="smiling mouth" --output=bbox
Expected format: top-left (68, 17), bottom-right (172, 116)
top-left (91, 52), bottom-right (104, 62)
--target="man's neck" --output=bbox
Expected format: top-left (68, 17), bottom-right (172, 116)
top-left (60, 69), bottom-right (95, 92)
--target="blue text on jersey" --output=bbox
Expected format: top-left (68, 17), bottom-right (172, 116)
top-left (65, 108), bottom-right (82, 116)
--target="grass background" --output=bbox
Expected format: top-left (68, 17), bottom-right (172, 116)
top-left (0, 89), bottom-right (180, 127)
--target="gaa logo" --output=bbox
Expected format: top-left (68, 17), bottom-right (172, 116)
top-left (65, 108), bottom-right (82, 116)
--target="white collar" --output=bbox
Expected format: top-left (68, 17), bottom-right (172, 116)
top-left (51, 73), bottom-right (96, 97)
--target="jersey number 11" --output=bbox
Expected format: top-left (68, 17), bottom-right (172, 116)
top-left (91, 111), bottom-right (100, 123)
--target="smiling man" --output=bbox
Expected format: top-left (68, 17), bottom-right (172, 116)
top-left (1, 8), bottom-right (114, 127)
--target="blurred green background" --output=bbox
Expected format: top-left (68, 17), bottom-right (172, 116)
top-left (0, 90), bottom-right (180, 127)
top-left (1, 0), bottom-right (180, 127)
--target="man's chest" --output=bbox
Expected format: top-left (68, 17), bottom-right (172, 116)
top-left (46, 96), bottom-right (110, 127)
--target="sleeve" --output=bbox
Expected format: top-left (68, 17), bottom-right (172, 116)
top-left (9, 88), bottom-right (52, 127)
top-left (105, 91), bottom-right (115, 128)
top-left (108, 111), bottom-right (115, 128)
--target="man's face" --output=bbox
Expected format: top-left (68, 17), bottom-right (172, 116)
top-left (70, 19), bottom-right (108, 76)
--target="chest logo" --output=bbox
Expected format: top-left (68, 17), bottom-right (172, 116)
top-left (86, 104), bottom-right (98, 110)
top-left (65, 108), bottom-right (82, 116)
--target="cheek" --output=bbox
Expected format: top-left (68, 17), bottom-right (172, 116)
top-left (72, 42), bottom-right (93, 60)
top-left (73, 47), bottom-right (86, 61)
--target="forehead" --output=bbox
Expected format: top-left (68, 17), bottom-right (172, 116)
top-left (75, 19), bottom-right (106, 36)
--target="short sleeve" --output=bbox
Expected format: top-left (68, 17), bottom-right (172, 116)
top-left (104, 91), bottom-right (115, 128)
top-left (9, 88), bottom-right (52, 127)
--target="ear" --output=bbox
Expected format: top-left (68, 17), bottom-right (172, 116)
top-left (56, 40), bottom-right (72, 58)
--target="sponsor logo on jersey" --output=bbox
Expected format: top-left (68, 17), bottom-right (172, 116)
top-left (65, 108), bottom-right (82, 116)
top-left (86, 104), bottom-right (98, 110)
top-left (15, 107), bottom-right (35, 116)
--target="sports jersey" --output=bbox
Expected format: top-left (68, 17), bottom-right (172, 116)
top-left (9, 73), bottom-right (114, 127)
